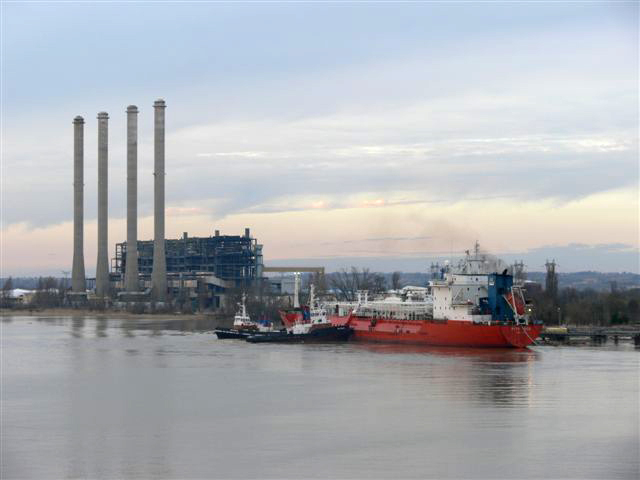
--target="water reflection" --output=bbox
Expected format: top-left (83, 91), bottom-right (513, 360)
top-left (96, 318), bottom-right (107, 337)
top-left (353, 342), bottom-right (539, 363)
top-left (348, 343), bottom-right (538, 409)
top-left (121, 319), bottom-right (136, 338)
top-left (107, 316), bottom-right (221, 337)
top-left (35, 316), bottom-right (67, 327)
top-left (71, 317), bottom-right (85, 338)
top-left (470, 361), bottom-right (537, 407)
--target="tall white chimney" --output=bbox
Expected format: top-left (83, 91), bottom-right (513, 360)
top-left (71, 116), bottom-right (86, 292)
top-left (124, 105), bottom-right (139, 292)
top-left (151, 99), bottom-right (167, 301)
top-left (95, 112), bottom-right (110, 296)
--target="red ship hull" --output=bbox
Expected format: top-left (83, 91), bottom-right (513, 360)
top-left (346, 315), bottom-right (542, 348)
top-left (281, 310), bottom-right (541, 347)
top-left (279, 310), bottom-right (351, 329)
top-left (279, 310), bottom-right (302, 329)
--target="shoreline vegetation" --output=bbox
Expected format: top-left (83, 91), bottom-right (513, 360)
top-left (1, 270), bottom-right (639, 328)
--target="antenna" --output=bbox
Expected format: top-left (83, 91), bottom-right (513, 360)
top-left (544, 259), bottom-right (558, 298)
top-left (61, 270), bottom-right (71, 289)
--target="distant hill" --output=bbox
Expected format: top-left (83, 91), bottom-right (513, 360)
top-left (336, 271), bottom-right (640, 292)
top-left (377, 271), bottom-right (640, 292)
top-left (526, 271), bottom-right (640, 292)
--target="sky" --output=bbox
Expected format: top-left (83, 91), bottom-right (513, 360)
top-left (1, 1), bottom-right (639, 276)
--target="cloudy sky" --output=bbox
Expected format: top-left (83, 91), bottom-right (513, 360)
top-left (1, 1), bottom-right (638, 275)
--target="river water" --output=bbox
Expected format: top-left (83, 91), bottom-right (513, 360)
top-left (2, 315), bottom-right (638, 479)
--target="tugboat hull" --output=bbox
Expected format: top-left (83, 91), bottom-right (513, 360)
top-left (214, 328), bottom-right (252, 339)
top-left (246, 326), bottom-right (353, 343)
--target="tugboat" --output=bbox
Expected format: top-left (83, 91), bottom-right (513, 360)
top-left (215, 294), bottom-right (278, 339)
top-left (247, 285), bottom-right (353, 343)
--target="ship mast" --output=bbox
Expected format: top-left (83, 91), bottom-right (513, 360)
top-left (293, 272), bottom-right (300, 308)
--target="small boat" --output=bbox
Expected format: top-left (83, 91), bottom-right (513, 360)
top-left (247, 285), bottom-right (353, 343)
top-left (215, 295), bottom-right (278, 339)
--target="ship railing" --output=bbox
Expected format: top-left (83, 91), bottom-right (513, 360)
top-left (356, 304), bottom-right (433, 321)
top-left (451, 299), bottom-right (475, 306)
top-left (357, 304), bottom-right (432, 313)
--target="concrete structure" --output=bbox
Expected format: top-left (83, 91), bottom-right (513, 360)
top-left (267, 275), bottom-right (299, 296)
top-left (262, 266), bottom-right (325, 275)
top-left (124, 105), bottom-right (139, 292)
top-left (71, 116), bottom-right (86, 292)
top-left (151, 99), bottom-right (167, 301)
top-left (95, 112), bottom-right (110, 296)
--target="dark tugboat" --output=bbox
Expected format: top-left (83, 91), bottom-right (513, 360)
top-left (215, 295), bottom-right (279, 339)
top-left (246, 285), bottom-right (353, 343)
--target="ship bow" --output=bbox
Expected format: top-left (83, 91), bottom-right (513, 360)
top-left (500, 324), bottom-right (542, 348)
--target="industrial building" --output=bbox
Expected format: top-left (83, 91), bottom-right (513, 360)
top-left (112, 229), bottom-right (264, 309)
top-left (68, 99), bottom-right (320, 311)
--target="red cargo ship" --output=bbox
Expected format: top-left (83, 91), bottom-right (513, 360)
top-left (345, 265), bottom-right (541, 348)
top-left (279, 248), bottom-right (542, 348)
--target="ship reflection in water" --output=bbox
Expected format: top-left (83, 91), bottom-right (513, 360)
top-left (2, 316), bottom-right (638, 479)
top-left (337, 343), bottom-right (539, 409)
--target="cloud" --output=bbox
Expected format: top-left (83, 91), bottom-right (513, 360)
top-left (361, 199), bottom-right (385, 208)
top-left (166, 206), bottom-right (208, 217)
top-left (197, 151), bottom-right (267, 158)
top-left (1, 3), bottom-right (637, 276)
top-left (3, 16), bottom-right (638, 230)
top-left (265, 241), bottom-right (640, 274)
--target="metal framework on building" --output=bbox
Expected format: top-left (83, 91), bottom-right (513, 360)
top-left (113, 232), bottom-right (263, 288)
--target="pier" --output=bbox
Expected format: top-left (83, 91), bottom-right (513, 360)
top-left (539, 326), bottom-right (640, 346)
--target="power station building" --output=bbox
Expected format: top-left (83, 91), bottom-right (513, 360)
top-left (112, 229), bottom-right (264, 309)
top-left (69, 99), bottom-right (272, 311)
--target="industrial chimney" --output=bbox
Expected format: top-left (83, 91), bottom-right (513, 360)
top-left (124, 105), bottom-right (139, 292)
top-left (95, 112), bottom-right (110, 296)
top-left (71, 116), bottom-right (86, 292)
top-left (151, 99), bottom-right (167, 301)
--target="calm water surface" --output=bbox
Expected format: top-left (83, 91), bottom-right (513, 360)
top-left (2, 316), bottom-right (638, 479)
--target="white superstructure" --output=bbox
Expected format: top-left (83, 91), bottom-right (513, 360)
top-left (431, 274), bottom-right (491, 322)
top-left (232, 294), bottom-right (253, 328)
top-left (292, 284), bottom-right (331, 334)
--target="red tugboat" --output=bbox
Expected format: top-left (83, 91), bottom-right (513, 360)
top-left (248, 285), bottom-right (352, 343)
top-left (279, 273), bottom-right (359, 328)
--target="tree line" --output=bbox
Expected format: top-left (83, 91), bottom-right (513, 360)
top-left (3, 270), bottom-right (639, 327)
top-left (529, 286), bottom-right (640, 326)
top-left (1, 276), bottom-right (68, 309)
